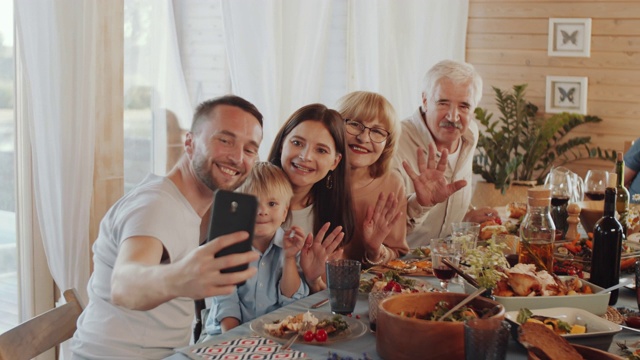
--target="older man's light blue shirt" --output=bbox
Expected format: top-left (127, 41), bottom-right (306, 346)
top-left (205, 228), bottom-right (308, 335)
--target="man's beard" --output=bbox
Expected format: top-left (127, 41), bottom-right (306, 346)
top-left (192, 155), bottom-right (244, 192)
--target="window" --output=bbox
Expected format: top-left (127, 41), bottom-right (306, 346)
top-left (124, 0), bottom-right (230, 192)
top-left (0, 0), bottom-right (18, 333)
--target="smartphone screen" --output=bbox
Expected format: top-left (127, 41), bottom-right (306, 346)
top-left (208, 190), bottom-right (258, 278)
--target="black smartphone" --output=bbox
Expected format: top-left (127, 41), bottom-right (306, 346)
top-left (208, 189), bottom-right (258, 281)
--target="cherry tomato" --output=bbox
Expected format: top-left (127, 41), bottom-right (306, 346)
top-left (315, 329), bottom-right (328, 342)
top-left (626, 316), bottom-right (640, 329)
top-left (303, 330), bottom-right (315, 342)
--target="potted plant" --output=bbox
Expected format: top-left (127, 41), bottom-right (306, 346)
top-left (473, 84), bottom-right (616, 196)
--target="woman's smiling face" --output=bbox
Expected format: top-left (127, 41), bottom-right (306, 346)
top-left (345, 118), bottom-right (387, 170)
top-left (280, 120), bottom-right (342, 192)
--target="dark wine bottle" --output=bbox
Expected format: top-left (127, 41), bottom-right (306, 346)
top-left (590, 174), bottom-right (624, 305)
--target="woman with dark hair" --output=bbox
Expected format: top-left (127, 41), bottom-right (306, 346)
top-left (269, 103), bottom-right (355, 292)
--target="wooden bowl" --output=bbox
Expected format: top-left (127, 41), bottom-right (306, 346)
top-left (577, 200), bottom-right (604, 234)
top-left (376, 292), bottom-right (505, 360)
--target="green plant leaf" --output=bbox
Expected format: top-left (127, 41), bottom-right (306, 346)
top-left (473, 85), bottom-right (616, 190)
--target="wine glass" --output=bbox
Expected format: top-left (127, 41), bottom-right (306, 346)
top-left (584, 170), bottom-right (608, 201)
top-left (430, 238), bottom-right (461, 292)
top-left (545, 167), bottom-right (574, 237)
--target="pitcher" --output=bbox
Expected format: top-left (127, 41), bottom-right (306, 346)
top-left (544, 167), bottom-right (584, 238)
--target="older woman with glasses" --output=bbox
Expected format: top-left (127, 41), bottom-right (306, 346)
top-left (336, 91), bottom-right (409, 265)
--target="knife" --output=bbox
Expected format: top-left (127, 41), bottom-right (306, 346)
top-left (310, 298), bottom-right (329, 309)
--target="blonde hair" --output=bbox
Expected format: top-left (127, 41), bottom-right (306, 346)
top-left (237, 162), bottom-right (293, 205)
top-left (336, 91), bottom-right (398, 178)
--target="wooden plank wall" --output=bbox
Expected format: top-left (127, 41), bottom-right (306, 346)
top-left (467, 0), bottom-right (640, 177)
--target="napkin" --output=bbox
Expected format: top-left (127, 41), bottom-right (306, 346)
top-left (190, 335), bottom-right (306, 359)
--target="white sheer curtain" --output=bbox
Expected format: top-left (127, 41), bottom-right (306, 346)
top-left (15, 0), bottom-right (96, 357)
top-left (349, 0), bottom-right (469, 118)
top-left (221, 0), bottom-right (335, 159)
top-left (125, 0), bottom-right (193, 175)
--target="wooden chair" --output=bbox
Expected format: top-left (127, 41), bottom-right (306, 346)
top-left (0, 288), bottom-right (84, 360)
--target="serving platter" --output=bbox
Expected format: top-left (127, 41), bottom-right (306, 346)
top-left (465, 276), bottom-right (610, 315)
top-left (505, 307), bottom-right (622, 339)
top-left (506, 307), bottom-right (622, 352)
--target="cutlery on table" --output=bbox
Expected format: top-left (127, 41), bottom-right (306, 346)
top-left (310, 298), bottom-right (329, 309)
top-left (595, 278), bottom-right (632, 294)
top-left (442, 257), bottom-right (480, 288)
top-left (280, 332), bottom-right (299, 351)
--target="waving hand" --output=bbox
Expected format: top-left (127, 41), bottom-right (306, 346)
top-left (402, 143), bottom-right (467, 207)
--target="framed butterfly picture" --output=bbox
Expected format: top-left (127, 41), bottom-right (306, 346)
top-left (545, 76), bottom-right (588, 115)
top-left (548, 18), bottom-right (591, 57)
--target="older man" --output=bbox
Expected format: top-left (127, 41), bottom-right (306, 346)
top-left (396, 60), bottom-right (497, 248)
top-left (72, 95), bottom-right (263, 359)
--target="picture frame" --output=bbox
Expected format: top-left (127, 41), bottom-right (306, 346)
top-left (548, 18), bottom-right (592, 57)
top-left (545, 76), bottom-right (588, 115)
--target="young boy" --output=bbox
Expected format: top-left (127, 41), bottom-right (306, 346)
top-left (204, 162), bottom-right (308, 335)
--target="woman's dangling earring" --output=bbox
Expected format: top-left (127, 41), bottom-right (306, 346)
top-left (325, 171), bottom-right (333, 189)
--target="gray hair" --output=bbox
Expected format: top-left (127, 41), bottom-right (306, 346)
top-left (422, 60), bottom-right (483, 107)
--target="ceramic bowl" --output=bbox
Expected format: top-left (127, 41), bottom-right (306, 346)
top-left (376, 292), bottom-right (504, 360)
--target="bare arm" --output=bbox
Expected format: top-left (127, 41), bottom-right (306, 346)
top-left (111, 231), bottom-right (259, 311)
top-left (625, 165), bottom-right (637, 188)
top-left (220, 317), bottom-right (241, 333)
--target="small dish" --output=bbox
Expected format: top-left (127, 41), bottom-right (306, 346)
top-left (505, 307), bottom-right (622, 351)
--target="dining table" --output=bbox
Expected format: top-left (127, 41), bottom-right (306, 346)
top-left (165, 271), bottom-right (640, 360)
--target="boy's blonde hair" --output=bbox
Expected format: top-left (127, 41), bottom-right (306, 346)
top-left (237, 162), bottom-right (293, 206)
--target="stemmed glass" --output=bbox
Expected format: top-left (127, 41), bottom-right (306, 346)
top-left (584, 170), bottom-right (608, 201)
top-left (430, 238), bottom-right (461, 292)
top-left (545, 167), bottom-right (574, 237)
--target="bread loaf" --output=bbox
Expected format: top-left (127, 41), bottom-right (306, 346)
top-left (518, 321), bottom-right (583, 360)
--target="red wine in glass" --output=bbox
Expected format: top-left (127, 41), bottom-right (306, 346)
top-left (584, 191), bottom-right (605, 201)
top-left (433, 266), bottom-right (455, 280)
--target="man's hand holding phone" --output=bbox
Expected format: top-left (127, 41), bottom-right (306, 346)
top-left (171, 231), bottom-right (259, 300)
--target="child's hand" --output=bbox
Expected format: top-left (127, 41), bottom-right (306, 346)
top-left (283, 226), bottom-right (305, 259)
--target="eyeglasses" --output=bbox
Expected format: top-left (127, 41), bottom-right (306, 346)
top-left (344, 119), bottom-right (390, 143)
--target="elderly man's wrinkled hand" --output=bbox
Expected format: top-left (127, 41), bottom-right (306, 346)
top-left (402, 143), bottom-right (467, 207)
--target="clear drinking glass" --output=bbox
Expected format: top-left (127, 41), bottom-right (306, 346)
top-left (430, 238), bottom-right (460, 292)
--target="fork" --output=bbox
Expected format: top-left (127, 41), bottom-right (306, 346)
top-left (280, 322), bottom-right (311, 351)
top-left (280, 332), bottom-right (300, 351)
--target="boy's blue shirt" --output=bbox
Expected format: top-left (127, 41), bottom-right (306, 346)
top-left (205, 228), bottom-right (309, 335)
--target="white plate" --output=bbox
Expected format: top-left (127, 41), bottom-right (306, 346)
top-left (465, 276), bottom-right (610, 315)
top-left (249, 311), bottom-right (368, 346)
top-left (628, 232), bottom-right (640, 243)
top-left (505, 307), bottom-right (622, 339)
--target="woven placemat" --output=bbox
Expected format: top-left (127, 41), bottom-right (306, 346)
top-left (602, 306), bottom-right (625, 324)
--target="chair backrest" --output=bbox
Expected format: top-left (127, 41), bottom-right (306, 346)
top-left (0, 288), bottom-right (84, 360)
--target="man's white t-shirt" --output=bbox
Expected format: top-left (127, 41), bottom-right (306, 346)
top-left (71, 174), bottom-right (201, 359)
